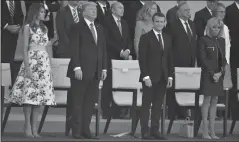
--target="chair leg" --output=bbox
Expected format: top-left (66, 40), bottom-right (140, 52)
top-left (103, 105), bottom-right (113, 134)
top-left (229, 119), bottom-right (236, 134)
top-left (1, 86), bottom-right (4, 122)
top-left (130, 107), bottom-right (140, 137)
top-left (65, 107), bottom-right (71, 136)
top-left (95, 108), bottom-right (100, 137)
top-left (2, 105), bottom-right (12, 134)
top-left (37, 106), bottom-right (49, 134)
top-left (167, 116), bottom-right (175, 134)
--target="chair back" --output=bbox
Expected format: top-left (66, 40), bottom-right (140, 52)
top-left (1, 63), bottom-right (12, 86)
top-left (174, 67), bottom-right (201, 90)
top-left (111, 60), bottom-right (141, 89)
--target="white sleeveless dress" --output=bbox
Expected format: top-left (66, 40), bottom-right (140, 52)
top-left (9, 24), bottom-right (56, 105)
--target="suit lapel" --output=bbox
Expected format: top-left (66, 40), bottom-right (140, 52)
top-left (83, 20), bottom-right (98, 46)
top-left (150, 30), bottom-right (163, 51)
top-left (66, 6), bottom-right (74, 24)
top-left (110, 15), bottom-right (122, 38)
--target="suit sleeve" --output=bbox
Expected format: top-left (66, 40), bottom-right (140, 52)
top-left (16, 1), bottom-right (24, 26)
top-left (102, 28), bottom-right (107, 70)
top-left (167, 36), bottom-right (174, 78)
top-left (194, 12), bottom-right (205, 38)
top-left (56, 9), bottom-right (69, 49)
top-left (138, 34), bottom-right (149, 78)
top-left (47, 0), bottom-right (60, 12)
top-left (70, 24), bottom-right (81, 68)
top-left (199, 38), bottom-right (214, 77)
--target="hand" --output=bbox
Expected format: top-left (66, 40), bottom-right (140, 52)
top-left (213, 72), bottom-right (222, 82)
top-left (121, 50), bottom-right (130, 60)
top-left (6, 25), bottom-right (20, 33)
top-left (25, 67), bottom-right (33, 79)
top-left (75, 69), bottom-right (83, 80)
top-left (101, 71), bottom-right (107, 80)
top-left (144, 78), bottom-right (152, 88)
top-left (167, 78), bottom-right (173, 88)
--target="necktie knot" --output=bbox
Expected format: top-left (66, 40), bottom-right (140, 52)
top-left (90, 23), bottom-right (94, 27)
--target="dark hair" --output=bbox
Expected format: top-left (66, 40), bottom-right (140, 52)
top-left (152, 12), bottom-right (165, 22)
top-left (23, 3), bottom-right (47, 34)
top-left (176, 1), bottom-right (187, 11)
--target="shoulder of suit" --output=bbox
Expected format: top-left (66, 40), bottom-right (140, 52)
top-left (195, 7), bottom-right (207, 15)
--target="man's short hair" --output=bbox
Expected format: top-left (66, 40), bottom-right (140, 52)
top-left (176, 1), bottom-right (187, 11)
top-left (82, 2), bottom-right (97, 12)
top-left (152, 12), bottom-right (165, 21)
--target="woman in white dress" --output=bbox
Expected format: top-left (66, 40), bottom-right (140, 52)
top-left (9, 3), bottom-right (55, 138)
top-left (134, 2), bottom-right (158, 59)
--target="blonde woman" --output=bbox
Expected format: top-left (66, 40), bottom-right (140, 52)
top-left (134, 2), bottom-right (158, 59)
top-left (199, 17), bottom-right (226, 140)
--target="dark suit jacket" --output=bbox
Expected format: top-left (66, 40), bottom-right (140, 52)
top-left (166, 5), bottom-right (178, 27)
top-left (138, 30), bottom-right (173, 83)
top-left (55, 5), bottom-right (82, 58)
top-left (194, 7), bottom-right (212, 38)
top-left (105, 14), bottom-right (132, 60)
top-left (225, 2), bottom-right (239, 64)
top-left (67, 20), bottom-right (107, 81)
top-left (165, 18), bottom-right (197, 67)
top-left (25, 0), bottom-right (60, 39)
top-left (1, 0), bottom-right (24, 62)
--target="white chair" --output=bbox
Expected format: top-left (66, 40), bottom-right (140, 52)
top-left (1, 63), bottom-right (12, 133)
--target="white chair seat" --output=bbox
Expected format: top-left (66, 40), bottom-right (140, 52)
top-left (113, 92), bottom-right (142, 107)
top-left (175, 93), bottom-right (204, 106)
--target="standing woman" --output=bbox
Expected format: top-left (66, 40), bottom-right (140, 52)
top-left (199, 17), bottom-right (226, 140)
top-left (9, 3), bottom-right (56, 138)
top-left (134, 2), bottom-right (158, 59)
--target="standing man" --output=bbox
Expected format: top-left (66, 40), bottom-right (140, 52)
top-left (55, 0), bottom-right (82, 58)
top-left (224, 0), bottom-right (239, 124)
top-left (139, 12), bottom-right (173, 140)
top-left (67, 2), bottom-right (107, 139)
top-left (102, 1), bottom-right (132, 119)
top-left (2, 0), bottom-right (24, 83)
top-left (165, 2), bottom-right (197, 123)
top-left (166, 0), bottom-right (187, 27)
top-left (194, 0), bottom-right (218, 40)
top-left (25, 0), bottom-right (60, 40)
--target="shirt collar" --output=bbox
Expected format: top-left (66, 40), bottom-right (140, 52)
top-left (84, 18), bottom-right (94, 27)
top-left (153, 29), bottom-right (162, 37)
top-left (179, 18), bottom-right (188, 24)
top-left (98, 2), bottom-right (106, 8)
top-left (206, 6), bottom-right (212, 15)
top-left (68, 4), bottom-right (78, 11)
top-left (112, 14), bottom-right (121, 23)
top-left (140, 1), bottom-right (145, 5)
top-left (235, 2), bottom-right (239, 10)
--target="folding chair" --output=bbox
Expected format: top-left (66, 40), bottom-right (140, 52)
top-left (37, 58), bottom-right (102, 137)
top-left (1, 63), bottom-right (12, 133)
top-left (229, 68), bottom-right (239, 134)
top-left (103, 60), bottom-right (167, 137)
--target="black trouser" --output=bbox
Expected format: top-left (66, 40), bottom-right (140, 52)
top-left (70, 78), bottom-right (99, 136)
top-left (140, 77), bottom-right (167, 134)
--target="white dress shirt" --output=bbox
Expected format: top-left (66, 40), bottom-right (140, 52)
top-left (179, 18), bottom-right (192, 35)
top-left (98, 2), bottom-right (107, 14)
top-left (235, 2), bottom-right (239, 10)
top-left (206, 6), bottom-right (212, 16)
top-left (112, 14), bottom-right (131, 55)
top-left (143, 29), bottom-right (173, 81)
top-left (140, 1), bottom-right (145, 5)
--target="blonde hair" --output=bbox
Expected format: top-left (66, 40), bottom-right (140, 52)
top-left (205, 17), bottom-right (224, 37)
top-left (136, 2), bottom-right (157, 22)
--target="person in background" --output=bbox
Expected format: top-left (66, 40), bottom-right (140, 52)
top-left (199, 17), bottom-right (226, 140)
top-left (66, 2), bottom-right (107, 139)
top-left (224, 1), bottom-right (239, 122)
top-left (166, 0), bottom-right (187, 27)
top-left (134, 2), bottom-right (158, 59)
top-left (9, 3), bottom-right (56, 138)
top-left (55, 0), bottom-right (82, 58)
top-left (2, 0), bottom-right (24, 84)
top-left (25, 0), bottom-right (60, 40)
top-left (138, 12), bottom-right (173, 140)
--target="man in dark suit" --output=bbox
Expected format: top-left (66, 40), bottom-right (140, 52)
top-left (194, 0), bottom-right (218, 39)
top-left (2, 0), bottom-right (24, 83)
top-left (67, 2), bottom-right (107, 139)
top-left (25, 0), bottom-right (60, 40)
top-left (55, 0), bottom-right (82, 58)
top-left (139, 12), bottom-right (173, 140)
top-left (101, 1), bottom-right (132, 118)
top-left (121, 1), bottom-right (161, 59)
top-left (166, 0), bottom-right (186, 27)
top-left (165, 2), bottom-right (197, 121)
top-left (224, 1), bottom-right (239, 121)
top-left (89, 0), bottom-right (111, 27)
